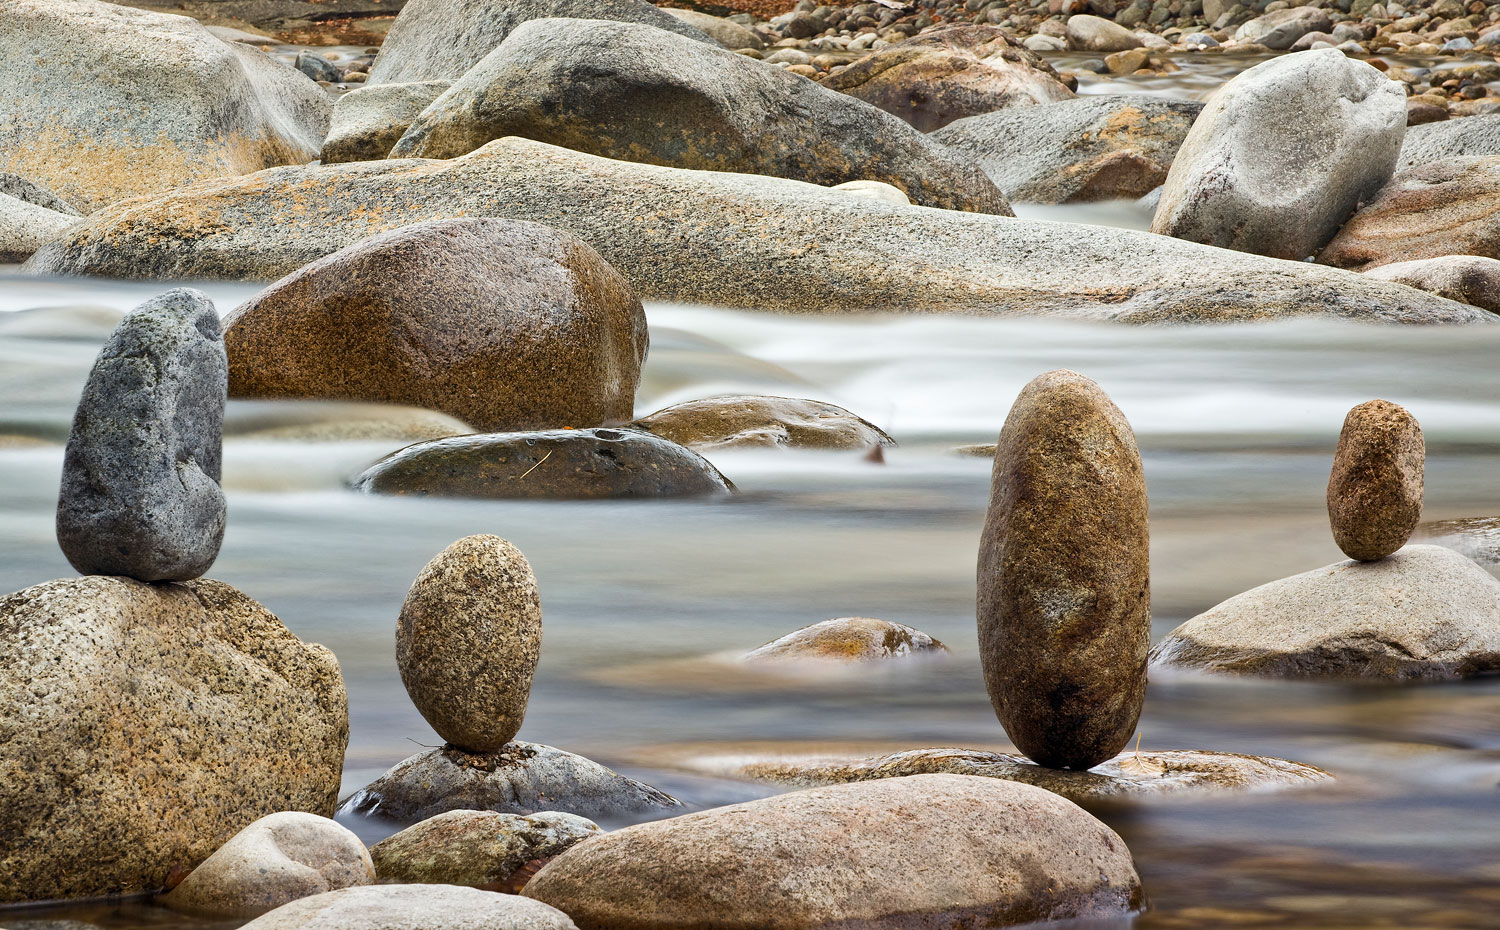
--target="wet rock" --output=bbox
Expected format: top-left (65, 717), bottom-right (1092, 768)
top-left (162, 813), bottom-right (374, 917)
top-left (339, 742), bottom-right (681, 823)
top-left (369, 810), bottom-right (600, 891)
top-left (27, 137), bottom-right (1492, 324)
top-left (57, 288), bottom-right (227, 582)
top-left (1327, 400), bottom-right (1424, 562)
top-left (1399, 114), bottom-right (1500, 169)
top-left (1065, 14), bottom-right (1145, 52)
top-left (1319, 157), bottom-right (1500, 270)
top-left (224, 219), bottom-right (645, 433)
top-left (0, 173), bottom-right (80, 216)
top-left (1153, 50), bottom-right (1405, 261)
top-left (0, 0), bottom-right (328, 213)
top-left (0, 193), bottom-right (77, 262)
top-left (1361, 256), bottom-right (1500, 313)
top-left (0, 576), bottom-right (348, 903)
top-left (399, 536), bottom-right (541, 753)
top-left (632, 395), bottom-right (891, 451)
top-left (931, 95), bottom-right (1202, 203)
top-left (978, 370), bottom-right (1149, 770)
top-left (1151, 545), bottom-right (1500, 681)
top-left (521, 774), bottom-right (1143, 929)
top-left (817, 24), bottom-right (1074, 133)
top-left (742, 618), bottom-right (948, 663)
top-left (389, 19), bottom-right (1008, 215)
top-left (295, 51), bottom-right (340, 83)
top-left (1233, 8), bottom-right (1333, 50)
top-left (321, 81), bottom-right (452, 164)
top-left (660, 7), bottom-right (763, 49)
top-left (366, 0), bottom-right (711, 85)
top-left (1105, 48), bottom-right (1150, 74)
top-left (237, 885), bottom-right (577, 930)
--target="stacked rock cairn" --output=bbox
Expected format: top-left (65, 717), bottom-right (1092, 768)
top-left (1326, 399), bottom-right (1425, 562)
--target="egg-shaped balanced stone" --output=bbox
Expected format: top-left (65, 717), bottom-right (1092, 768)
top-left (1327, 399), bottom-right (1424, 561)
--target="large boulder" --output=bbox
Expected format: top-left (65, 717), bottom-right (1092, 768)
top-left (25, 138), bottom-right (1493, 324)
top-left (931, 95), bottom-right (1203, 203)
top-left (0, 577), bottom-right (349, 903)
top-left (388, 19), bottom-right (1008, 214)
top-left (1399, 114), bottom-right (1500, 169)
top-left (1150, 545), bottom-right (1500, 680)
top-left (1152, 50), bottom-right (1405, 261)
top-left (237, 885), bottom-right (577, 930)
top-left (1233, 8), bottom-right (1333, 50)
top-left (223, 218), bottom-right (646, 432)
top-left (631, 395), bottom-right (892, 451)
top-left (321, 81), bottom-right (451, 164)
top-left (1361, 255), bottom-right (1500, 313)
top-left (0, 0), bottom-right (329, 213)
top-left (0, 193), bottom-right (77, 262)
top-left (369, 810), bottom-right (601, 891)
top-left (659, 7), bottom-right (763, 49)
top-left (521, 774), bottom-right (1143, 929)
top-left (817, 25), bottom-right (1074, 133)
top-left (1065, 14), bottom-right (1143, 52)
top-left (366, 0), bottom-right (711, 85)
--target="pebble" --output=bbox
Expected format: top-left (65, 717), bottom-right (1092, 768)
top-left (1327, 399), bottom-right (1424, 561)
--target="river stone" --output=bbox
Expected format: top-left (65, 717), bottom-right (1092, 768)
top-left (237, 885), bottom-right (577, 930)
top-left (388, 19), bottom-right (1008, 214)
top-left (631, 395), bottom-right (892, 451)
top-left (817, 24), bottom-right (1074, 133)
top-left (338, 742), bottom-right (681, 823)
top-left (224, 401), bottom-right (474, 443)
top-left (0, 173), bottom-right (80, 216)
top-left (0, 0), bottom-right (329, 213)
top-left (1152, 50), bottom-right (1405, 261)
top-left (0, 576), bottom-right (348, 903)
top-left (0, 193), bottom-right (77, 262)
top-left (162, 813), bottom-right (374, 917)
top-left (1318, 157), bottom-right (1500, 271)
top-left (660, 7), bottom-right (762, 49)
top-left (399, 536), bottom-right (541, 753)
top-left (1233, 8), bottom-right (1333, 49)
top-left (26, 138), bottom-right (1492, 325)
top-left (1151, 545), bottom-right (1500, 680)
top-left (931, 95), bottom-right (1203, 203)
top-left (57, 288), bottom-right (227, 582)
top-left (521, 774), bottom-right (1143, 929)
top-left (1361, 256), bottom-right (1500, 313)
top-left (366, 0), bottom-right (711, 85)
top-left (1398, 114), bottom-right (1500, 169)
top-left (224, 219), bottom-right (646, 433)
top-left (369, 810), bottom-right (600, 891)
top-left (742, 617), bottom-right (948, 663)
top-left (1327, 400), bottom-right (1425, 561)
top-left (321, 81), bottom-right (452, 164)
top-left (354, 428), bottom-right (733, 500)
top-left (978, 370), bottom-right (1149, 771)
top-left (1065, 14), bottom-right (1144, 52)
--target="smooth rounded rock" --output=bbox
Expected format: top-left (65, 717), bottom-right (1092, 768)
top-left (237, 885), bottom-right (577, 930)
top-left (660, 7), bottom-right (763, 49)
top-left (1318, 157), bottom-right (1500, 270)
top-left (742, 618), bottom-right (948, 663)
top-left (978, 370), bottom-right (1149, 770)
top-left (632, 395), bottom-right (892, 451)
top-left (321, 81), bottom-right (452, 164)
top-left (1233, 8), bottom-right (1333, 50)
top-left (399, 535), bottom-right (541, 753)
top-left (0, 193), bottom-right (77, 262)
top-left (0, 172), bottom-right (81, 216)
top-left (1361, 256), bottom-right (1500, 313)
top-left (1327, 400), bottom-right (1424, 561)
top-left (57, 288), bottom-right (227, 582)
top-left (1066, 14), bottom-right (1145, 52)
top-left (369, 810), bottom-right (600, 891)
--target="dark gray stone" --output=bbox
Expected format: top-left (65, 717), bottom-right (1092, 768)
top-left (295, 51), bottom-right (341, 83)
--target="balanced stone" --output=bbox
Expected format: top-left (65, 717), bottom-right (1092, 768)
top-left (1327, 400), bottom-right (1424, 561)
top-left (56, 288), bottom-right (227, 582)
top-left (369, 810), bottom-right (600, 891)
top-left (978, 370), bottom-right (1149, 770)
top-left (399, 535), bottom-right (542, 752)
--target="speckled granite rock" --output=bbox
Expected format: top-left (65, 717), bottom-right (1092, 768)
top-left (0, 173), bottom-right (81, 216)
top-left (632, 395), bottom-right (892, 451)
top-left (0, 576), bottom-right (348, 903)
top-left (1398, 114), bottom-right (1500, 170)
top-left (1327, 400), bottom-right (1424, 561)
top-left (0, 193), bottom-right (77, 262)
top-left (659, 7), bottom-right (762, 49)
top-left (370, 810), bottom-right (600, 891)
top-left (1319, 157), bottom-right (1500, 271)
top-left (237, 885), bottom-right (577, 930)
top-left (1233, 8), bottom-right (1332, 49)
top-left (742, 618), bottom-right (948, 663)
top-left (1065, 14), bottom-right (1143, 52)
top-left (1361, 256), bottom-right (1500, 313)
top-left (321, 81), bottom-right (451, 164)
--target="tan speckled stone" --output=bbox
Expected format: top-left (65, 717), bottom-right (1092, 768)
top-left (632, 395), bottom-right (892, 452)
top-left (370, 810), bottom-right (600, 891)
top-left (1327, 399), bottom-right (1424, 561)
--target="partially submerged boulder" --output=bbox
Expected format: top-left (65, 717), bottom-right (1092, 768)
top-left (237, 885), bottom-right (577, 930)
top-left (632, 395), bottom-right (892, 451)
top-left (321, 81), bottom-right (452, 164)
top-left (742, 618), bottom-right (948, 663)
top-left (369, 810), bottom-right (600, 891)
top-left (1319, 157), bottom-right (1500, 271)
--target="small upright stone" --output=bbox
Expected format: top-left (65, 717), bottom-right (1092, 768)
top-left (1327, 400), bottom-right (1424, 561)
top-left (978, 370), bottom-right (1149, 771)
top-left (398, 536), bottom-right (542, 752)
top-left (56, 288), bottom-right (227, 582)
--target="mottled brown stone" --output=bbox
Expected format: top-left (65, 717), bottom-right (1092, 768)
top-left (1319, 156), bottom-right (1500, 270)
top-left (741, 617), bottom-right (947, 663)
top-left (369, 810), bottom-right (600, 891)
top-left (632, 395), bottom-right (892, 452)
top-left (977, 369), bottom-right (1149, 770)
top-left (1327, 399), bottom-right (1424, 561)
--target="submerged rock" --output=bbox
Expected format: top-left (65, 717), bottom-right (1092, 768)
top-left (1361, 256), bottom-right (1500, 313)
top-left (0, 193), bottom-right (77, 262)
top-left (321, 81), bottom-right (451, 164)
top-left (1398, 114), bottom-right (1500, 170)
top-left (369, 810), bottom-right (600, 891)
top-left (237, 885), bottom-right (577, 930)
top-left (1327, 400), bottom-right (1424, 562)
top-left (742, 618), bottom-right (948, 663)
top-left (632, 395), bottom-right (892, 451)
top-left (1319, 157), bottom-right (1500, 271)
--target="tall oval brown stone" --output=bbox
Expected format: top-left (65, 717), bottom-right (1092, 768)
top-left (1327, 399), bottom-right (1424, 562)
top-left (978, 369), bottom-right (1150, 770)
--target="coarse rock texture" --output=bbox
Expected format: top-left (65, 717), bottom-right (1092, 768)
top-left (25, 138), bottom-right (1493, 324)
top-left (521, 774), bottom-right (1143, 929)
top-left (388, 19), bottom-right (1008, 214)
top-left (1361, 256), bottom-right (1500, 313)
top-left (0, 0), bottom-right (330, 213)
top-left (1319, 157), bottom-right (1500, 271)
top-left (224, 219), bottom-right (646, 433)
top-left (631, 395), bottom-right (892, 451)
top-left (0, 173), bottom-right (80, 215)
top-left (1398, 114), bottom-right (1500, 170)
top-left (1233, 8), bottom-right (1333, 50)
top-left (321, 81), bottom-right (451, 164)
top-left (369, 810), bottom-right (600, 892)
top-left (742, 617), bottom-right (948, 663)
top-left (1153, 50), bottom-right (1405, 261)
top-left (354, 428), bottom-right (734, 500)
top-left (660, 7), bottom-right (763, 49)
top-left (366, 0), bottom-right (711, 85)
top-left (0, 576), bottom-right (349, 903)
top-left (57, 288), bottom-right (227, 582)
top-left (237, 885), bottom-right (577, 930)
top-left (162, 813), bottom-right (374, 917)
top-left (1327, 400), bottom-right (1425, 561)
top-left (978, 370), bottom-right (1149, 770)
top-left (339, 742), bottom-right (680, 823)
top-left (1150, 545), bottom-right (1500, 681)
top-left (932, 95), bottom-right (1203, 203)
top-left (0, 193), bottom-right (77, 262)
top-left (817, 24), bottom-right (1074, 133)
top-left (399, 536), bottom-right (541, 752)
top-left (1065, 14), bottom-right (1143, 52)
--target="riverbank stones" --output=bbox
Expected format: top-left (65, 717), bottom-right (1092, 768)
top-left (369, 810), bottom-right (600, 891)
top-left (56, 288), bottom-right (227, 582)
top-left (978, 370), bottom-right (1149, 770)
top-left (399, 536), bottom-right (541, 753)
top-left (1328, 400), bottom-right (1424, 561)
